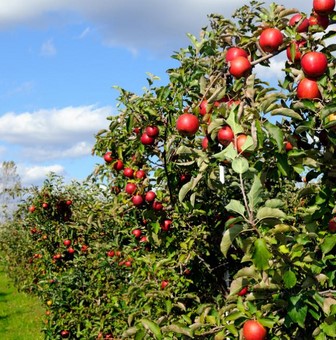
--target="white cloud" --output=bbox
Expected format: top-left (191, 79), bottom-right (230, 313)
top-left (17, 163), bottom-right (65, 185)
top-left (40, 39), bottom-right (57, 56)
top-left (0, 105), bottom-right (112, 148)
top-left (254, 55), bottom-right (287, 80)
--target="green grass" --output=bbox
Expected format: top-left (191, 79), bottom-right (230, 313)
top-left (0, 264), bottom-right (45, 340)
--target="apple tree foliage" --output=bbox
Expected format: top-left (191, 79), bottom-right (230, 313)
top-left (1, 1), bottom-right (336, 339)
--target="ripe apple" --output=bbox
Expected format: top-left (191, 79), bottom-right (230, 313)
top-left (152, 201), bottom-right (163, 211)
top-left (297, 78), bottom-right (321, 100)
top-left (42, 202), bottom-right (48, 209)
top-left (313, 0), bottom-right (335, 15)
top-left (30, 227), bottom-right (37, 234)
top-left (285, 141), bottom-right (293, 151)
top-left (63, 239), bottom-right (71, 247)
top-left (176, 113), bottom-right (200, 136)
top-left (161, 280), bottom-right (169, 289)
top-left (133, 127), bottom-right (140, 134)
top-left (199, 99), bottom-right (208, 116)
top-left (60, 330), bottom-right (70, 338)
top-left (145, 126), bottom-right (159, 138)
top-left (202, 136), bottom-right (209, 150)
top-left (238, 286), bottom-right (249, 296)
top-left (235, 134), bottom-right (248, 154)
top-left (225, 47), bottom-right (249, 62)
top-left (145, 190), bottom-right (156, 202)
top-left (140, 132), bottom-right (155, 145)
top-left (134, 169), bottom-right (146, 179)
top-left (123, 167), bottom-right (134, 178)
top-left (81, 245), bottom-right (88, 252)
top-left (161, 219), bottom-right (172, 232)
top-left (103, 151), bottom-right (113, 163)
top-left (139, 236), bottom-right (148, 243)
top-left (259, 28), bottom-right (283, 53)
top-left (286, 41), bottom-right (305, 62)
top-left (125, 183), bottom-right (137, 195)
top-left (68, 247), bottom-right (75, 254)
top-left (301, 51), bottom-right (328, 78)
top-left (309, 12), bottom-right (329, 29)
top-left (28, 205), bottom-right (36, 213)
top-left (179, 173), bottom-right (191, 184)
top-left (113, 160), bottom-right (124, 171)
top-left (132, 195), bottom-right (144, 207)
top-left (243, 320), bottom-right (267, 340)
top-left (218, 125), bottom-right (234, 146)
top-left (229, 56), bottom-right (251, 78)
top-left (328, 217), bottom-right (336, 232)
top-left (107, 250), bottom-right (115, 257)
top-left (132, 229), bottom-right (142, 238)
top-left (124, 260), bottom-right (132, 267)
top-left (289, 13), bottom-right (309, 32)
top-left (66, 200), bottom-right (72, 206)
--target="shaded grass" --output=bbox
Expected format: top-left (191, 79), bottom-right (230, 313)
top-left (0, 263), bottom-right (45, 340)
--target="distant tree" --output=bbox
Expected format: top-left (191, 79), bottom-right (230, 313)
top-left (0, 161), bottom-right (22, 223)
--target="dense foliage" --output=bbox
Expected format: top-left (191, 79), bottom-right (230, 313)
top-left (1, 1), bottom-right (336, 339)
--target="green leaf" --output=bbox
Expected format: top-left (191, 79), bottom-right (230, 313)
top-left (264, 121), bottom-right (284, 151)
top-left (321, 235), bottom-right (336, 254)
top-left (320, 320), bottom-right (336, 337)
top-left (220, 224), bottom-right (244, 257)
top-left (320, 104), bottom-right (336, 119)
top-left (141, 319), bottom-right (162, 339)
top-left (256, 207), bottom-right (286, 220)
top-left (265, 199), bottom-right (285, 208)
top-left (162, 324), bottom-right (193, 337)
top-left (287, 296), bottom-right (308, 328)
top-left (225, 199), bottom-right (246, 217)
top-left (232, 157), bottom-right (249, 174)
top-left (270, 108), bottom-right (303, 120)
top-left (226, 110), bottom-right (244, 135)
top-left (213, 142), bottom-right (238, 161)
top-left (283, 270), bottom-right (297, 289)
top-left (253, 238), bottom-right (271, 270)
top-left (247, 175), bottom-right (262, 210)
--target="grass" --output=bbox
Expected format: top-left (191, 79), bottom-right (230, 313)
top-left (0, 263), bottom-right (45, 340)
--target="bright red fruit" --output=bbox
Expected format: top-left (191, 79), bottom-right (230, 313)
top-left (229, 56), bottom-right (251, 78)
top-left (42, 202), bottom-right (49, 209)
top-left (123, 167), bottom-right (134, 178)
top-left (199, 99), bottom-right (208, 116)
top-left (145, 126), bottom-right (159, 138)
top-left (134, 169), bottom-right (146, 179)
top-left (68, 247), bottom-right (75, 254)
top-left (176, 113), bottom-right (200, 136)
top-left (103, 151), bottom-right (113, 163)
top-left (28, 205), bottom-right (36, 213)
top-left (289, 13), bottom-right (309, 32)
top-left (259, 28), bottom-right (283, 53)
top-left (297, 78), bottom-right (321, 100)
top-left (113, 160), bottom-right (124, 171)
top-left (152, 201), bottom-right (163, 211)
top-left (309, 13), bottom-right (329, 29)
top-left (145, 191), bottom-right (156, 202)
top-left (313, 0), bottom-right (335, 15)
top-left (140, 133), bottom-right (155, 145)
top-left (217, 126), bottom-right (234, 146)
top-left (107, 250), bottom-right (115, 257)
top-left (125, 183), bottom-right (137, 195)
top-left (66, 200), bottom-right (72, 206)
top-left (132, 195), bottom-right (144, 207)
top-left (202, 136), bottom-right (209, 150)
top-left (63, 239), bottom-right (71, 247)
top-left (161, 219), bottom-right (172, 232)
top-left (301, 51), bottom-right (328, 78)
top-left (235, 134), bottom-right (248, 154)
top-left (286, 41), bottom-right (305, 62)
top-left (60, 330), bottom-right (70, 338)
top-left (238, 286), bottom-right (248, 296)
top-left (328, 217), bottom-right (336, 232)
top-left (225, 47), bottom-right (248, 62)
top-left (132, 229), bottom-right (142, 238)
top-left (285, 141), bottom-right (293, 151)
top-left (243, 320), bottom-right (267, 340)
top-left (161, 280), bottom-right (169, 289)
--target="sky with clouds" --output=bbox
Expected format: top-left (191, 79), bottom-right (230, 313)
top-left (0, 0), bottom-right (318, 185)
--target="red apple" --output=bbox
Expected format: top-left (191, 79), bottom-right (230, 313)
top-left (140, 133), bottom-right (155, 145)
top-left (145, 126), bottom-right (159, 138)
top-left (42, 202), bottom-right (49, 209)
top-left (243, 320), bottom-right (267, 340)
top-left (123, 167), bottom-right (134, 178)
top-left (238, 286), bottom-right (249, 296)
top-left (286, 40), bottom-right (305, 62)
top-left (235, 134), bottom-right (248, 154)
top-left (107, 250), bottom-right (115, 257)
top-left (132, 229), bottom-right (142, 238)
top-left (297, 78), bottom-right (321, 100)
top-left (81, 245), bottom-right (88, 252)
top-left (104, 151), bottom-right (113, 163)
top-left (124, 260), bottom-right (132, 267)
top-left (202, 136), bottom-right (209, 150)
top-left (161, 280), bottom-right (169, 289)
top-left (63, 239), bottom-right (71, 247)
top-left (60, 330), bottom-right (70, 338)
top-left (132, 195), bottom-right (144, 207)
top-left (140, 236), bottom-right (148, 243)
top-left (134, 169), bottom-right (146, 179)
top-left (125, 183), bottom-right (137, 195)
top-left (145, 191), bottom-right (156, 202)
top-left (199, 99), bottom-right (208, 116)
top-left (176, 113), bottom-right (200, 136)
top-left (217, 125), bottom-right (234, 146)
top-left (313, 0), bottom-right (335, 15)
top-left (301, 51), bottom-right (328, 78)
top-left (229, 56), bottom-right (251, 78)
top-left (133, 127), bottom-right (140, 134)
top-left (66, 200), bottom-right (72, 206)
top-left (113, 160), bottom-right (124, 171)
top-left (180, 173), bottom-right (191, 184)
top-left (328, 217), bottom-right (336, 232)
top-left (67, 247), bottom-right (75, 254)
top-left (259, 28), bottom-right (283, 53)
top-left (28, 205), bottom-right (36, 213)
top-left (225, 47), bottom-right (249, 62)
top-left (152, 201), bottom-right (163, 211)
top-left (289, 13), bottom-right (309, 32)
top-left (309, 12), bottom-right (329, 29)
top-left (161, 219), bottom-right (172, 232)
top-left (285, 141), bottom-right (293, 151)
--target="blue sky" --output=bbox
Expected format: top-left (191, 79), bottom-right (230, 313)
top-left (0, 0), bottom-right (312, 186)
